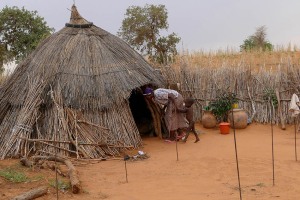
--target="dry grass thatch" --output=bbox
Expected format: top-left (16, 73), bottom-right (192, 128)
top-left (0, 5), bottom-right (164, 159)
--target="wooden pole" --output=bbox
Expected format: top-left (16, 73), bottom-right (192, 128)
top-left (175, 131), bottom-right (179, 161)
top-left (295, 118), bottom-right (298, 161)
top-left (54, 102), bottom-right (59, 200)
top-left (175, 106), bottom-right (179, 161)
top-left (124, 155), bottom-right (130, 183)
top-left (270, 99), bottom-right (275, 186)
top-left (125, 161), bottom-right (128, 183)
top-left (275, 89), bottom-right (286, 130)
top-left (232, 79), bottom-right (242, 200)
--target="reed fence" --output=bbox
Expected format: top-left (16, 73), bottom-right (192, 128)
top-left (159, 52), bottom-right (300, 126)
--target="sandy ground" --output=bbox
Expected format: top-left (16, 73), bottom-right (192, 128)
top-left (1, 122), bottom-right (300, 200)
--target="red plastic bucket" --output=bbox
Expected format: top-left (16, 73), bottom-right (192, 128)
top-left (219, 122), bottom-right (230, 134)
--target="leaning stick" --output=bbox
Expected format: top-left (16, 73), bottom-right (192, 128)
top-left (275, 88), bottom-right (286, 130)
top-left (77, 120), bottom-right (110, 130)
top-left (247, 82), bottom-right (256, 122)
top-left (232, 79), bottom-right (242, 200)
top-left (18, 137), bottom-right (132, 148)
top-left (17, 137), bottom-right (72, 144)
top-left (40, 141), bottom-right (77, 154)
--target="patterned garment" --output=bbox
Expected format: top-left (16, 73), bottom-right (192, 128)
top-left (153, 88), bottom-right (179, 105)
top-left (153, 88), bottom-right (187, 131)
top-left (164, 94), bottom-right (188, 131)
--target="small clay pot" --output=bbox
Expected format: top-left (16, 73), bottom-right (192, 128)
top-left (219, 122), bottom-right (230, 134)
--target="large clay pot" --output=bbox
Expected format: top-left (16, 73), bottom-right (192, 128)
top-left (228, 109), bottom-right (248, 129)
top-left (202, 110), bottom-right (217, 128)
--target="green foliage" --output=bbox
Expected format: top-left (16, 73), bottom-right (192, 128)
top-left (263, 88), bottom-right (278, 108)
top-left (209, 91), bottom-right (238, 122)
top-left (0, 167), bottom-right (29, 183)
top-left (118, 4), bottom-right (180, 64)
top-left (49, 179), bottom-right (70, 191)
top-left (0, 6), bottom-right (54, 72)
top-left (240, 25), bottom-right (273, 52)
top-left (203, 105), bottom-right (211, 111)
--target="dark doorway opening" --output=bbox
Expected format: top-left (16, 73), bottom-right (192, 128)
top-left (129, 89), bottom-right (155, 137)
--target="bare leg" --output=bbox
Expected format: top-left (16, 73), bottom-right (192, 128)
top-left (169, 130), bottom-right (176, 141)
top-left (182, 131), bottom-right (190, 143)
top-left (191, 122), bottom-right (200, 143)
top-left (193, 131), bottom-right (200, 143)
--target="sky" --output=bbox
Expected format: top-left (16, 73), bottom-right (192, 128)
top-left (1, 0), bottom-right (300, 52)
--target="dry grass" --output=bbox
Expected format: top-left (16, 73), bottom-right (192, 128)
top-left (171, 49), bottom-right (300, 72)
top-left (158, 49), bottom-right (300, 125)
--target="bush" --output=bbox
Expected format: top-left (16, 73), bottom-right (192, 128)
top-left (209, 91), bottom-right (238, 122)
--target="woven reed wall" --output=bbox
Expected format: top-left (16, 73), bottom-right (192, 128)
top-left (160, 53), bottom-right (300, 126)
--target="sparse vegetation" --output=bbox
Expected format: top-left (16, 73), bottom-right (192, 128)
top-left (0, 167), bottom-right (29, 183)
top-left (256, 182), bottom-right (265, 187)
top-left (263, 88), bottom-right (278, 107)
top-left (49, 179), bottom-right (71, 191)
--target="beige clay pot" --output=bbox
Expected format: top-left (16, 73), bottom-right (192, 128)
top-left (228, 109), bottom-right (248, 129)
top-left (202, 110), bottom-right (217, 128)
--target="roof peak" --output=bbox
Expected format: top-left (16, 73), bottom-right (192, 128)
top-left (65, 4), bottom-right (93, 28)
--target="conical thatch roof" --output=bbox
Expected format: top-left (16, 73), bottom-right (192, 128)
top-left (0, 5), bottom-right (165, 159)
top-left (3, 5), bottom-right (164, 110)
top-left (67, 4), bottom-right (93, 27)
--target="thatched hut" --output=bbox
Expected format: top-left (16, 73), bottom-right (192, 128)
top-left (0, 5), bottom-right (165, 159)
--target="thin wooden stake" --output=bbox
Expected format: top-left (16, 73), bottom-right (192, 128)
top-left (232, 107), bottom-right (242, 200)
top-left (51, 86), bottom-right (59, 200)
top-left (295, 118), bottom-right (298, 161)
top-left (175, 132), bottom-right (179, 161)
top-left (270, 99), bottom-right (275, 186)
top-left (124, 161), bottom-right (128, 183)
top-left (175, 107), bottom-right (179, 161)
top-left (55, 124), bottom-right (59, 199)
top-left (124, 155), bottom-right (130, 183)
top-left (232, 79), bottom-right (242, 200)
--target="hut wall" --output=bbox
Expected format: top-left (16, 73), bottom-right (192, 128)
top-left (36, 100), bottom-right (141, 159)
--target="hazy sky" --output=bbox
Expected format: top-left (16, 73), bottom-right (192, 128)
top-left (2, 0), bottom-right (300, 52)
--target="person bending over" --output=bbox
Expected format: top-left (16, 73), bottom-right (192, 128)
top-left (143, 87), bottom-right (188, 141)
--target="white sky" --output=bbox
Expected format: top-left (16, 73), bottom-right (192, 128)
top-left (1, 0), bottom-right (300, 52)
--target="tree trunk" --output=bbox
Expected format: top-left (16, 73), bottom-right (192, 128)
top-left (32, 156), bottom-right (81, 194)
top-left (11, 186), bottom-right (48, 200)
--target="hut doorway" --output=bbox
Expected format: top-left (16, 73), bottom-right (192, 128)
top-left (129, 89), bottom-right (156, 137)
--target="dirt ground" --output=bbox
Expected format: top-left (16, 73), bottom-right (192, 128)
top-left (1, 122), bottom-right (300, 200)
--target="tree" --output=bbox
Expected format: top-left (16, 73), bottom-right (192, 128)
top-left (240, 25), bottom-right (273, 52)
top-left (0, 6), bottom-right (54, 73)
top-left (118, 4), bottom-right (180, 65)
